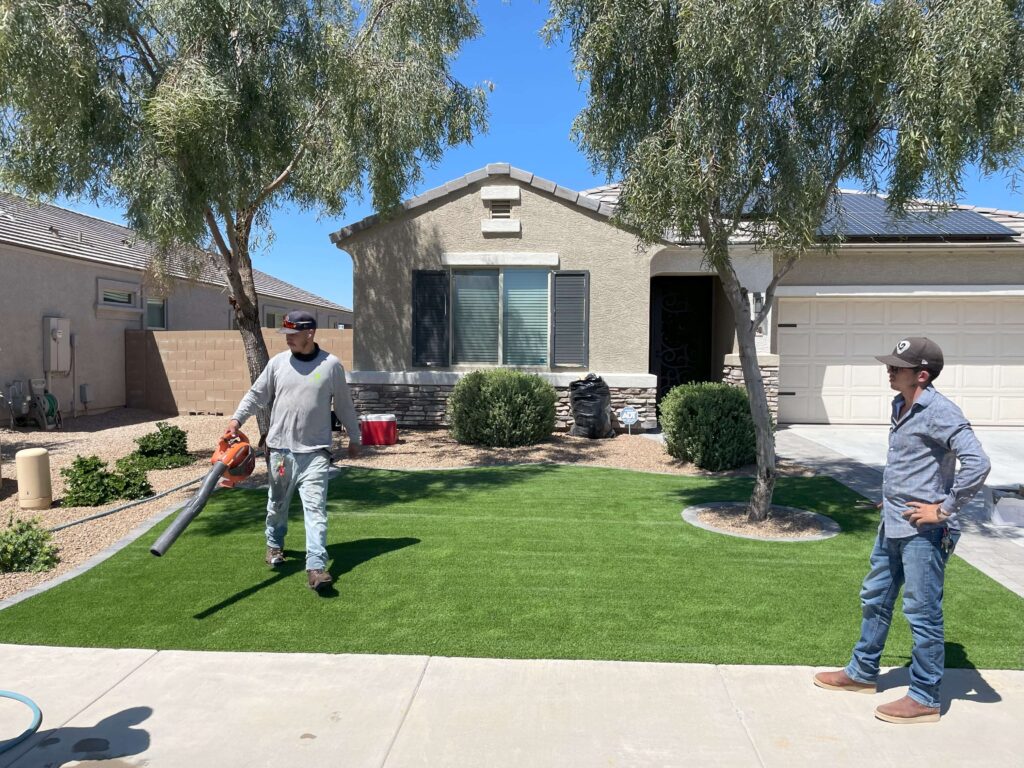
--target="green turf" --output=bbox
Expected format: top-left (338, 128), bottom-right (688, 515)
top-left (2, 466), bottom-right (1021, 668)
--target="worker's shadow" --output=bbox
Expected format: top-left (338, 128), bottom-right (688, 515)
top-left (876, 643), bottom-right (1002, 715)
top-left (193, 537), bottom-right (420, 618)
top-left (9, 706), bottom-right (151, 768)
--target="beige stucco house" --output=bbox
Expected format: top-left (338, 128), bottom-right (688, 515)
top-left (330, 163), bottom-right (1024, 429)
top-left (1, 193), bottom-right (352, 416)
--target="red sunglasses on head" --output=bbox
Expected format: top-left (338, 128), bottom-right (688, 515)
top-left (282, 319), bottom-right (311, 330)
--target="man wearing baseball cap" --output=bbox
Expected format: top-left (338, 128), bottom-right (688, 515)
top-left (813, 337), bottom-right (991, 723)
top-left (227, 309), bottom-right (362, 593)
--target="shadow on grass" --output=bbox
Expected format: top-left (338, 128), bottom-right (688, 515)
top-left (193, 537), bottom-right (419, 618)
top-left (192, 464), bottom-right (568, 538)
top-left (877, 643), bottom-right (1003, 715)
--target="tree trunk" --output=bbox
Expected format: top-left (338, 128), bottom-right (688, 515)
top-left (214, 217), bottom-right (272, 445)
top-left (717, 270), bottom-right (777, 523)
top-left (233, 296), bottom-right (271, 444)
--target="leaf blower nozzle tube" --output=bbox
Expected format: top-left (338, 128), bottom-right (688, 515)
top-left (150, 431), bottom-right (256, 557)
top-left (150, 461), bottom-right (228, 556)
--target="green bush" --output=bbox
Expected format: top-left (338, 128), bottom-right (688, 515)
top-left (131, 422), bottom-right (191, 468)
top-left (107, 461), bottom-right (154, 500)
top-left (660, 382), bottom-right (758, 471)
top-left (61, 455), bottom-right (117, 506)
top-left (115, 451), bottom-right (193, 473)
top-left (61, 454), bottom-right (154, 507)
top-left (448, 370), bottom-right (557, 447)
top-left (0, 515), bottom-right (60, 573)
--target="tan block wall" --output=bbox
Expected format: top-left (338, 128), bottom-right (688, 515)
top-left (125, 329), bottom-right (353, 416)
top-left (1, 242), bottom-right (350, 415)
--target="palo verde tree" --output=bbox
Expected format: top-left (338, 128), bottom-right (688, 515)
top-left (0, 0), bottom-right (487, 437)
top-left (547, 0), bottom-right (1023, 521)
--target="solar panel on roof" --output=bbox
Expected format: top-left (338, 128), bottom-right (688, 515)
top-left (817, 193), bottom-right (1018, 240)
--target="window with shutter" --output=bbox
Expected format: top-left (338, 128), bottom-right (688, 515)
top-left (503, 270), bottom-right (548, 365)
top-left (452, 270), bottom-right (499, 364)
top-left (412, 270), bottom-right (450, 366)
top-left (551, 271), bottom-right (589, 367)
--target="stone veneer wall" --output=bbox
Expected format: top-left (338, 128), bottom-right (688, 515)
top-left (720, 364), bottom-right (780, 419)
top-left (351, 383), bottom-right (659, 431)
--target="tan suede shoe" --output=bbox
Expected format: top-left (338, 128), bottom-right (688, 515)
top-left (874, 695), bottom-right (940, 724)
top-left (307, 568), bottom-right (333, 592)
top-left (812, 669), bottom-right (877, 693)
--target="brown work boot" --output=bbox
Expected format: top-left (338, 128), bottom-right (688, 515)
top-left (265, 547), bottom-right (285, 567)
top-left (813, 669), bottom-right (877, 694)
top-left (874, 695), bottom-right (940, 724)
top-left (307, 568), bottom-right (333, 592)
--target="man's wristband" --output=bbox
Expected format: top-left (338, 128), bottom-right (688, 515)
top-left (937, 507), bottom-right (952, 522)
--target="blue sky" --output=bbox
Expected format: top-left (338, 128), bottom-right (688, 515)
top-left (59, 1), bottom-right (1023, 310)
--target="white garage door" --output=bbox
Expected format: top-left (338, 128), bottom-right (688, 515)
top-left (778, 297), bottom-right (1024, 425)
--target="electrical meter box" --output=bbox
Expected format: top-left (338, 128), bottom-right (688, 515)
top-left (44, 317), bottom-right (71, 373)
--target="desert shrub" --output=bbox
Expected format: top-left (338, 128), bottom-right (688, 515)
top-left (61, 455), bottom-right (117, 506)
top-left (660, 382), bottom-right (758, 471)
top-left (61, 454), bottom-right (154, 507)
top-left (0, 515), bottom-right (60, 573)
top-left (107, 460), bottom-right (154, 500)
top-left (448, 370), bottom-right (557, 447)
top-left (128, 422), bottom-right (191, 469)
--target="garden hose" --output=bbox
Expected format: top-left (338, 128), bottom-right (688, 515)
top-left (0, 690), bottom-right (42, 755)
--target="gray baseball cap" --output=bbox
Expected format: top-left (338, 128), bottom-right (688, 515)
top-left (875, 337), bottom-right (944, 372)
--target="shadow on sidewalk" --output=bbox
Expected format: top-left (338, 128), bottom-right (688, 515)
top-left (876, 643), bottom-right (1002, 715)
top-left (6, 706), bottom-right (151, 768)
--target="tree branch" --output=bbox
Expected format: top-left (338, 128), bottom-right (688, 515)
top-left (203, 207), bottom-right (232, 263)
top-left (253, 0), bottom-right (402, 209)
top-left (754, 252), bottom-right (799, 329)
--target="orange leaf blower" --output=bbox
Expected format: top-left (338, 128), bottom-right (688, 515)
top-left (150, 431), bottom-right (256, 557)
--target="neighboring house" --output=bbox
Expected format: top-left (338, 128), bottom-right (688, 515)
top-left (0, 193), bottom-right (352, 415)
top-left (330, 163), bottom-right (1024, 429)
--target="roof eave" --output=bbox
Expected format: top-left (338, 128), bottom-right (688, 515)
top-left (329, 163), bottom-right (616, 246)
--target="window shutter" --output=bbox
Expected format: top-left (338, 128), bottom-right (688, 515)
top-left (551, 271), bottom-right (588, 367)
top-left (412, 270), bottom-right (450, 366)
top-left (452, 270), bottom-right (499, 364)
top-left (503, 270), bottom-right (549, 365)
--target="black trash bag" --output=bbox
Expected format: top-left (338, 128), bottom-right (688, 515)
top-left (568, 373), bottom-right (615, 438)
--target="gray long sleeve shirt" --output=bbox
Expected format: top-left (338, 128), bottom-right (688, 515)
top-left (232, 346), bottom-right (361, 452)
top-left (881, 386), bottom-right (991, 537)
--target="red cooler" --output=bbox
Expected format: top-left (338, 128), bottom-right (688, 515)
top-left (359, 414), bottom-right (398, 446)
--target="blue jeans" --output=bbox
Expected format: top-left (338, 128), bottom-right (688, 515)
top-left (265, 449), bottom-right (331, 571)
top-left (845, 525), bottom-right (959, 709)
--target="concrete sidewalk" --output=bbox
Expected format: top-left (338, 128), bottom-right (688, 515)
top-left (2, 644), bottom-right (1023, 768)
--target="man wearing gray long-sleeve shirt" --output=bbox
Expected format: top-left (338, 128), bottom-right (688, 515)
top-left (814, 337), bottom-right (990, 724)
top-left (228, 310), bottom-right (361, 592)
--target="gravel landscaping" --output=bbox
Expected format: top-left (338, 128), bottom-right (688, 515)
top-left (0, 408), bottom-right (819, 601)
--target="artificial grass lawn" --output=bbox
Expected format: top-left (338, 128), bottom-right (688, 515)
top-left (2, 465), bottom-right (1022, 668)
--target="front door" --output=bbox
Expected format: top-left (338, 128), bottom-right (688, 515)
top-left (649, 276), bottom-right (715, 401)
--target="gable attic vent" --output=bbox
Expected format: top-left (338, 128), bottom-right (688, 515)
top-left (480, 185), bottom-right (522, 234)
top-left (489, 200), bottom-right (512, 219)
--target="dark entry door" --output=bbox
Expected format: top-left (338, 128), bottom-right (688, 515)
top-left (649, 276), bottom-right (715, 400)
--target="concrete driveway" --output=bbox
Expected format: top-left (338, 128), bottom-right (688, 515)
top-left (780, 425), bottom-right (1023, 488)
top-left (776, 424), bottom-right (1024, 597)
